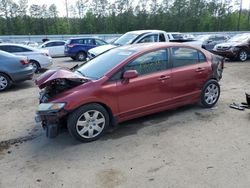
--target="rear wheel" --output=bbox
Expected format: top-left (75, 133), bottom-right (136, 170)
top-left (200, 80), bottom-right (220, 108)
top-left (76, 52), bottom-right (86, 61)
top-left (238, 50), bottom-right (248, 62)
top-left (30, 60), bottom-right (40, 73)
top-left (67, 103), bottom-right (110, 142)
top-left (0, 73), bottom-right (11, 91)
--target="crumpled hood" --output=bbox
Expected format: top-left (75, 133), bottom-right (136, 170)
top-left (35, 69), bottom-right (85, 89)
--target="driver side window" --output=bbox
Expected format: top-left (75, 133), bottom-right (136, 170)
top-left (124, 49), bottom-right (168, 76)
top-left (139, 34), bottom-right (158, 43)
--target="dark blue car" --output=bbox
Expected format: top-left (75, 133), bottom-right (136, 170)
top-left (64, 37), bottom-right (108, 61)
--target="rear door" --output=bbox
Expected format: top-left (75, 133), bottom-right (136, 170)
top-left (170, 47), bottom-right (211, 103)
top-left (114, 49), bottom-right (171, 119)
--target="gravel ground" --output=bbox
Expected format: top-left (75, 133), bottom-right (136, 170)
top-left (0, 57), bottom-right (250, 188)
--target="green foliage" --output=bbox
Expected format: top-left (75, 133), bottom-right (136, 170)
top-left (0, 0), bottom-right (249, 35)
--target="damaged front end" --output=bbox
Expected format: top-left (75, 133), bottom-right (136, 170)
top-left (35, 68), bottom-right (88, 138)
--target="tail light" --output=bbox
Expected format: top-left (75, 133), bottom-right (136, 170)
top-left (20, 59), bottom-right (29, 65)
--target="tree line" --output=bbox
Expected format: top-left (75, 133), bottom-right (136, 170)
top-left (0, 0), bottom-right (249, 35)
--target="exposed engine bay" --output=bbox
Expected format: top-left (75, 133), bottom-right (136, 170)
top-left (39, 78), bottom-right (84, 103)
top-left (35, 68), bottom-right (88, 103)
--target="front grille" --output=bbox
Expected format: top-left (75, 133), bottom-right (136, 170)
top-left (216, 46), bottom-right (230, 51)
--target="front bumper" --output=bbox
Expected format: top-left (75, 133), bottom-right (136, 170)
top-left (40, 58), bottom-right (53, 69)
top-left (35, 109), bottom-right (68, 138)
top-left (212, 49), bottom-right (239, 59)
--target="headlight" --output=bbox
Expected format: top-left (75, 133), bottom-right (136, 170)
top-left (38, 102), bottom-right (66, 112)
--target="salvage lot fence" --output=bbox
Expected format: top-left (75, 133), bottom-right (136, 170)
top-left (0, 31), bottom-right (249, 44)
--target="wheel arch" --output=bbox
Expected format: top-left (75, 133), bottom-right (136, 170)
top-left (72, 101), bottom-right (117, 128)
top-left (0, 71), bottom-right (13, 81)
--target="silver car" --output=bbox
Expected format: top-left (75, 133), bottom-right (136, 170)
top-left (0, 43), bottom-right (53, 72)
top-left (0, 50), bottom-right (34, 91)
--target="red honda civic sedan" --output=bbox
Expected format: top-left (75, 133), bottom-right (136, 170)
top-left (35, 43), bottom-right (224, 142)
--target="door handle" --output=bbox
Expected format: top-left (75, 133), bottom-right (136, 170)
top-left (195, 67), bottom-right (205, 72)
top-left (158, 75), bottom-right (171, 81)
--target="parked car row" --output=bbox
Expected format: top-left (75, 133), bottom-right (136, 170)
top-left (187, 33), bottom-right (250, 62)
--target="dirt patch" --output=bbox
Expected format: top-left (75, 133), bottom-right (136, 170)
top-left (0, 128), bottom-right (41, 156)
top-left (96, 169), bottom-right (125, 188)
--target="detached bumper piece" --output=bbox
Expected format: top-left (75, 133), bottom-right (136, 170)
top-left (229, 93), bottom-right (250, 111)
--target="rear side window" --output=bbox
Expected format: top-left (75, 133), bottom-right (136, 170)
top-left (95, 39), bottom-right (107, 45)
top-left (124, 49), bottom-right (168, 76)
top-left (0, 45), bottom-right (31, 53)
top-left (171, 47), bottom-right (199, 68)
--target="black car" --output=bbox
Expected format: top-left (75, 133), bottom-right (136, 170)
top-left (200, 34), bottom-right (230, 51)
top-left (213, 33), bottom-right (250, 62)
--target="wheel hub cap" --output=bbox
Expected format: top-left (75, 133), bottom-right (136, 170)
top-left (76, 110), bottom-right (105, 138)
top-left (205, 83), bottom-right (219, 105)
top-left (0, 76), bottom-right (8, 90)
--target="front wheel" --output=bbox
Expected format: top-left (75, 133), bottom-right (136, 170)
top-left (200, 80), bottom-right (220, 108)
top-left (67, 103), bottom-right (110, 142)
top-left (238, 50), bottom-right (248, 62)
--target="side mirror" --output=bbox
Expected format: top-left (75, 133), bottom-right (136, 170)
top-left (123, 70), bottom-right (139, 79)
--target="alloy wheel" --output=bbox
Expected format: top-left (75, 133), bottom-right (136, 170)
top-left (76, 110), bottom-right (106, 139)
top-left (0, 75), bottom-right (8, 91)
top-left (204, 83), bottom-right (219, 105)
top-left (239, 50), bottom-right (248, 62)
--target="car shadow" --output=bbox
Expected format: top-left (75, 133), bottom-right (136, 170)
top-left (45, 104), bottom-right (199, 146)
top-left (3, 81), bottom-right (35, 92)
top-left (101, 104), bottom-right (197, 141)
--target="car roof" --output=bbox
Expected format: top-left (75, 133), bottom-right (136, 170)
top-left (0, 43), bottom-right (37, 51)
top-left (126, 30), bottom-right (166, 35)
top-left (68, 37), bottom-right (102, 40)
top-left (43, 40), bottom-right (65, 44)
top-left (115, 42), bottom-right (200, 53)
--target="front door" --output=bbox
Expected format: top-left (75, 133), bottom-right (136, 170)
top-left (115, 49), bottom-right (171, 119)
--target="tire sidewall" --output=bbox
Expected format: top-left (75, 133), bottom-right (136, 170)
top-left (201, 80), bottom-right (220, 108)
top-left (238, 50), bottom-right (248, 62)
top-left (30, 61), bottom-right (40, 73)
top-left (76, 52), bottom-right (86, 61)
top-left (67, 103), bottom-right (110, 142)
top-left (0, 73), bottom-right (11, 91)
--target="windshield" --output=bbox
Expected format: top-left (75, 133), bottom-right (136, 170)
top-left (195, 35), bottom-right (210, 41)
top-left (113, 33), bottom-right (141, 45)
top-left (228, 34), bottom-right (250, 42)
top-left (77, 48), bottom-right (136, 79)
top-left (172, 34), bottom-right (185, 39)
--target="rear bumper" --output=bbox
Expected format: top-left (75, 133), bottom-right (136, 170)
top-left (10, 66), bottom-right (34, 82)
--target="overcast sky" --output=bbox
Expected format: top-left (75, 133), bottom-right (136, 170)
top-left (27, 0), bottom-right (250, 17)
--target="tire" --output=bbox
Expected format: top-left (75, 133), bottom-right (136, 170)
top-left (238, 50), bottom-right (248, 62)
top-left (30, 60), bottom-right (40, 73)
top-left (76, 52), bottom-right (86, 61)
top-left (200, 80), bottom-right (220, 108)
top-left (67, 103), bottom-right (110, 142)
top-left (0, 73), bottom-right (11, 91)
